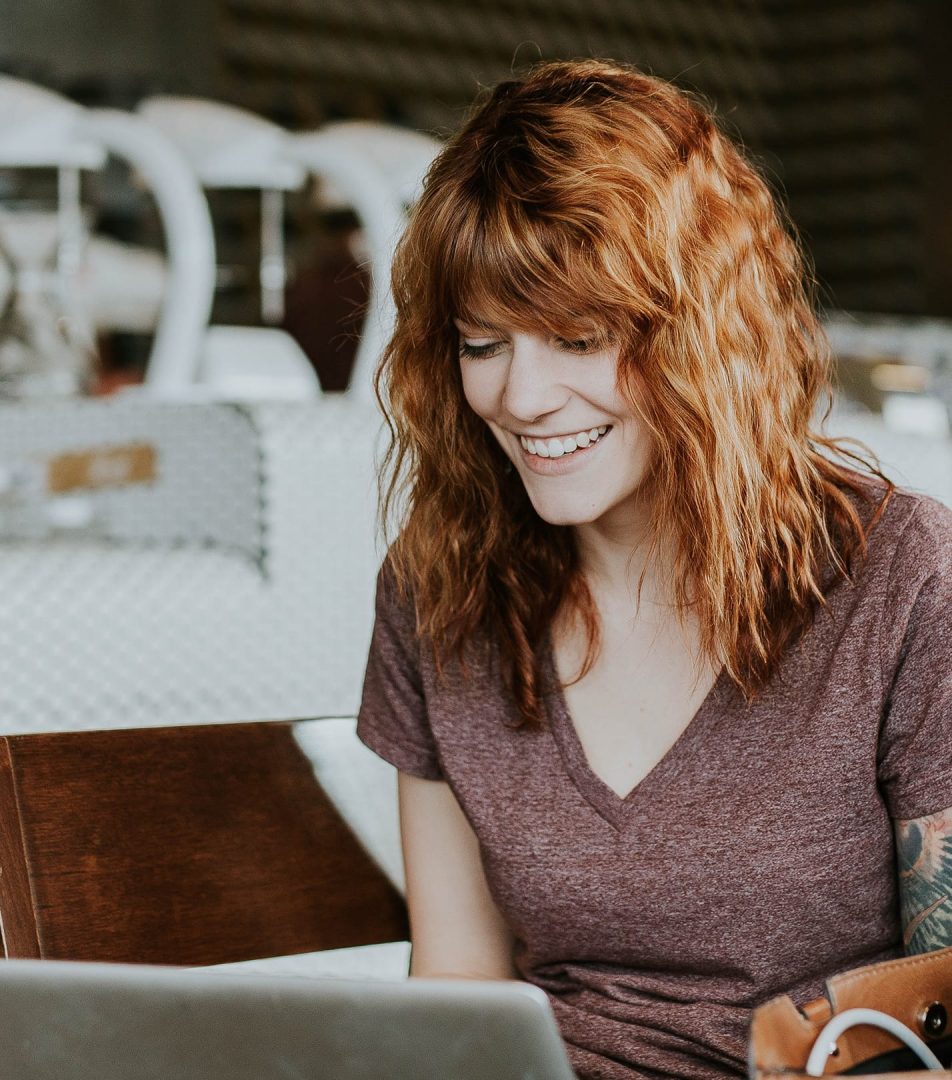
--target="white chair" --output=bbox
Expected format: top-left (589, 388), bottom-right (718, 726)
top-left (290, 120), bottom-right (442, 401)
top-left (139, 96), bottom-right (442, 402)
top-left (137, 96), bottom-right (320, 402)
top-left (0, 77), bottom-right (216, 397)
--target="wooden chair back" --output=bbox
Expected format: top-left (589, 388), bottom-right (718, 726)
top-left (0, 721), bottom-right (408, 965)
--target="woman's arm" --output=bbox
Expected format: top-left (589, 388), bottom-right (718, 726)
top-left (398, 771), bottom-right (518, 979)
top-left (895, 805), bottom-right (952, 954)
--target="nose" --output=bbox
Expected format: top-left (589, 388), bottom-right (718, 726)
top-left (501, 334), bottom-right (569, 423)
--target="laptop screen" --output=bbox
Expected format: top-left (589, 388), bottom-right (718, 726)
top-left (0, 959), bottom-right (577, 1080)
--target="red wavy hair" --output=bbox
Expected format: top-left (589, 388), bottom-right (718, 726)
top-left (376, 59), bottom-right (891, 727)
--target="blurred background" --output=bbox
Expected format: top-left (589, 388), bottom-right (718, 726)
top-left (0, 0), bottom-right (949, 738)
top-left (5, 0), bottom-right (952, 324)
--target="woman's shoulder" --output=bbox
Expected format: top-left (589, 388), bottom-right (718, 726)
top-left (822, 477), bottom-right (951, 625)
top-left (872, 486), bottom-right (952, 574)
top-left (852, 486), bottom-right (952, 647)
top-left (373, 550), bottom-right (419, 634)
top-left (371, 547), bottom-right (499, 683)
top-left (836, 467), bottom-right (951, 562)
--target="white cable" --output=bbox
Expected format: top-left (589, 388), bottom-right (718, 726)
top-left (805, 1007), bottom-right (944, 1076)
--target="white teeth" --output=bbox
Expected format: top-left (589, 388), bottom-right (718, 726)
top-left (520, 425), bottom-right (611, 458)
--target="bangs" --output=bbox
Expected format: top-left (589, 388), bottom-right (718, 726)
top-left (441, 194), bottom-right (629, 342)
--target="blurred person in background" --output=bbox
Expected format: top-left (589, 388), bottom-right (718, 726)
top-left (357, 60), bottom-right (952, 1079)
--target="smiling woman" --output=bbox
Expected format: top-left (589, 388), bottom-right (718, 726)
top-left (456, 326), bottom-right (651, 526)
top-left (356, 60), bottom-right (952, 1080)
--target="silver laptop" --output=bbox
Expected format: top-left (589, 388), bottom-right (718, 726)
top-left (0, 959), bottom-right (577, 1080)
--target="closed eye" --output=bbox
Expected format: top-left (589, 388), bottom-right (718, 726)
top-left (555, 337), bottom-right (600, 354)
top-left (458, 339), bottom-right (505, 360)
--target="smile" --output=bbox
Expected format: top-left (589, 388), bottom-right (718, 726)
top-left (519, 426), bottom-right (610, 458)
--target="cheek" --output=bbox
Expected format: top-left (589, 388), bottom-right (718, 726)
top-left (616, 365), bottom-right (652, 424)
top-left (459, 361), bottom-right (501, 422)
top-left (486, 422), bottom-right (510, 456)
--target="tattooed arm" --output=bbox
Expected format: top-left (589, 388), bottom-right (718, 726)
top-left (895, 806), bottom-right (952, 954)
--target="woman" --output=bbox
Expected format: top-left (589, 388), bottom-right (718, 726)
top-left (357, 60), bottom-right (952, 1079)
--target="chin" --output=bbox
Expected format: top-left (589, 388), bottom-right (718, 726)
top-left (525, 496), bottom-right (605, 528)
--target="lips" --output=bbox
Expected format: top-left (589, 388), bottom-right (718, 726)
top-left (516, 425), bottom-right (612, 474)
top-left (519, 425), bottom-right (611, 458)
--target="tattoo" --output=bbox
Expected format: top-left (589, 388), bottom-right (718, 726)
top-left (896, 807), bottom-right (952, 954)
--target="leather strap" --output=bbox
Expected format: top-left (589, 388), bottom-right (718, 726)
top-left (750, 947), bottom-right (952, 1077)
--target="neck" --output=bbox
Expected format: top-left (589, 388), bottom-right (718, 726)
top-left (572, 496), bottom-right (674, 612)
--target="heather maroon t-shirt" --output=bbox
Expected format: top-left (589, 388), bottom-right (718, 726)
top-left (357, 490), bottom-right (952, 1080)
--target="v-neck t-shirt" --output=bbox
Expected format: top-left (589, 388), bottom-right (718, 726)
top-left (356, 489), bottom-right (952, 1080)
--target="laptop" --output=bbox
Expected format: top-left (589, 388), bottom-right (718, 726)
top-left (0, 959), bottom-right (577, 1080)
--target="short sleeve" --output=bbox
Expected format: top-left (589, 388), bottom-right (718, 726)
top-left (356, 563), bottom-right (444, 780)
top-left (877, 498), bottom-right (952, 819)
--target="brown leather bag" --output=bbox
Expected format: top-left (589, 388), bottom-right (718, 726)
top-left (749, 947), bottom-right (952, 1078)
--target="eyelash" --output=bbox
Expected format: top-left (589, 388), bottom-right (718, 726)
top-left (458, 341), bottom-right (503, 360)
top-left (559, 338), bottom-right (600, 354)
top-left (457, 338), bottom-right (600, 360)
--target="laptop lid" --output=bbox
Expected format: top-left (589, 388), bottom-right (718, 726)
top-left (0, 959), bottom-right (577, 1080)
